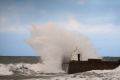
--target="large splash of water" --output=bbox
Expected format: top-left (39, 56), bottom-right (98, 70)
top-left (28, 23), bottom-right (99, 73)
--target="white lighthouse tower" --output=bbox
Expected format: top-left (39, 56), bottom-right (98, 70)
top-left (71, 47), bottom-right (81, 61)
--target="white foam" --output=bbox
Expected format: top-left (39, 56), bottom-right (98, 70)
top-left (0, 64), bottom-right (13, 75)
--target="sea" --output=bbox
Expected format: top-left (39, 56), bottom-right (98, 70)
top-left (0, 56), bottom-right (120, 80)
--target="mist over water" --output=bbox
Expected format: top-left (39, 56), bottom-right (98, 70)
top-left (28, 23), bottom-right (99, 73)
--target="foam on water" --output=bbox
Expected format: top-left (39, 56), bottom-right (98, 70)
top-left (0, 63), bottom-right (120, 80)
top-left (0, 64), bottom-right (13, 75)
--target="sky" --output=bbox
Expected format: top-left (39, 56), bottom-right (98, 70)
top-left (0, 0), bottom-right (120, 56)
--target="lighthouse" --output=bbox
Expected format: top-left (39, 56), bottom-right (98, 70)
top-left (71, 47), bottom-right (81, 61)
